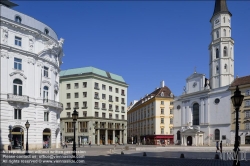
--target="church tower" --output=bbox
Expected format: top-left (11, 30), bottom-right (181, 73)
top-left (209, 0), bottom-right (234, 89)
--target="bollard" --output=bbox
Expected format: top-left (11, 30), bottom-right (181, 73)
top-left (214, 154), bottom-right (220, 159)
top-left (143, 152), bottom-right (147, 156)
top-left (180, 153), bottom-right (185, 158)
top-left (121, 151), bottom-right (124, 155)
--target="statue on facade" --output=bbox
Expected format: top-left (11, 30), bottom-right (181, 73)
top-left (2, 27), bottom-right (8, 44)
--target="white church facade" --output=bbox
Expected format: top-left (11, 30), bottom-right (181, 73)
top-left (0, 1), bottom-right (64, 150)
top-left (173, 0), bottom-right (235, 146)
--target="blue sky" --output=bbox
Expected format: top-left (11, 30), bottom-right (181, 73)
top-left (13, 0), bottom-right (250, 105)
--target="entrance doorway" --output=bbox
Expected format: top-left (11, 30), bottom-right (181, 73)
top-left (11, 127), bottom-right (24, 149)
top-left (43, 128), bottom-right (51, 148)
top-left (245, 136), bottom-right (250, 144)
top-left (187, 136), bottom-right (192, 146)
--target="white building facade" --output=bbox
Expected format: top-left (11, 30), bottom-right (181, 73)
top-left (0, 1), bottom-right (64, 150)
top-left (173, 0), bottom-right (234, 146)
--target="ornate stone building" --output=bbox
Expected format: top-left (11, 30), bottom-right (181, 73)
top-left (0, 1), bottom-right (64, 150)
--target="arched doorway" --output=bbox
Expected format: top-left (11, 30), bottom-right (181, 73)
top-left (187, 136), bottom-right (192, 146)
top-left (43, 128), bottom-right (51, 148)
top-left (11, 127), bottom-right (24, 149)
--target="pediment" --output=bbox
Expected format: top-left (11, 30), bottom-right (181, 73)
top-left (186, 72), bottom-right (204, 80)
top-left (181, 129), bottom-right (204, 134)
top-left (9, 71), bottom-right (27, 79)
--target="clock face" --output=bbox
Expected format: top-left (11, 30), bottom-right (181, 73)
top-left (193, 82), bottom-right (197, 88)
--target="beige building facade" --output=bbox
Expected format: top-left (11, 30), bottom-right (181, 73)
top-left (127, 81), bottom-right (174, 145)
top-left (229, 75), bottom-right (250, 145)
top-left (60, 67), bottom-right (128, 145)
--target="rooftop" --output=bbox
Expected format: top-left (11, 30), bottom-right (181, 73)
top-left (60, 66), bottom-right (126, 83)
top-left (230, 75), bottom-right (250, 87)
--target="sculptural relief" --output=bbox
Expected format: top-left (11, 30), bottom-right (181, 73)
top-left (2, 27), bottom-right (9, 44)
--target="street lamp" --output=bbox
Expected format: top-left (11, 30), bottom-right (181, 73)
top-left (25, 120), bottom-right (30, 155)
top-left (20, 129), bottom-right (23, 151)
top-left (9, 125), bottom-right (12, 152)
top-left (231, 86), bottom-right (244, 166)
top-left (72, 108), bottom-right (78, 162)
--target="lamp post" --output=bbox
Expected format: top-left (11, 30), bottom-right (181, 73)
top-left (20, 129), bottom-right (23, 151)
top-left (25, 120), bottom-right (30, 155)
top-left (9, 125), bottom-right (12, 152)
top-left (231, 86), bottom-right (244, 166)
top-left (72, 108), bottom-right (78, 162)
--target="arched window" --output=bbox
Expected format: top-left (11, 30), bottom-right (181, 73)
top-left (223, 17), bottom-right (225, 23)
top-left (215, 129), bottom-right (220, 140)
top-left (223, 29), bottom-right (226, 37)
top-left (224, 64), bottom-right (227, 70)
top-left (13, 79), bottom-right (22, 96)
top-left (15, 16), bottom-right (21, 23)
top-left (216, 31), bottom-right (219, 38)
top-left (44, 28), bottom-right (49, 35)
top-left (216, 65), bottom-right (219, 74)
top-left (230, 47), bottom-right (232, 57)
top-left (216, 48), bottom-right (219, 58)
top-left (223, 46), bottom-right (227, 56)
top-left (43, 86), bottom-right (49, 100)
top-left (193, 103), bottom-right (199, 125)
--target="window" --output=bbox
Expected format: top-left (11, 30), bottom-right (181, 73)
top-left (44, 28), bottom-right (49, 35)
top-left (83, 82), bottom-right (87, 88)
top-left (67, 93), bottom-right (70, 99)
top-left (14, 109), bottom-right (21, 119)
top-left (223, 29), bottom-right (226, 37)
top-left (102, 94), bottom-right (106, 99)
top-left (115, 97), bottom-right (119, 102)
top-left (161, 109), bottom-right (164, 114)
top-left (115, 114), bottom-right (119, 119)
top-left (170, 118), bottom-right (173, 124)
top-left (223, 47), bottom-right (227, 56)
top-left (13, 79), bottom-right (22, 96)
top-left (94, 92), bottom-right (99, 99)
top-left (122, 115), bottom-right (125, 120)
top-left (170, 128), bottom-right (173, 134)
top-left (82, 102), bottom-right (87, 109)
top-left (109, 104), bottom-right (112, 110)
top-left (161, 118), bottom-right (164, 123)
top-left (102, 103), bottom-right (106, 109)
top-left (83, 92), bottom-right (87, 97)
top-left (245, 100), bottom-right (250, 107)
top-left (15, 16), bottom-right (21, 23)
top-left (246, 123), bottom-right (250, 130)
top-left (193, 103), bottom-right (199, 125)
top-left (109, 86), bottom-right (112, 92)
top-left (161, 128), bottom-right (164, 134)
top-left (94, 82), bottom-right (99, 90)
top-left (216, 66), bottom-right (219, 74)
top-left (109, 95), bottom-right (113, 102)
top-left (44, 112), bottom-right (49, 121)
top-left (109, 113), bottom-right (112, 119)
top-left (66, 122), bottom-right (73, 132)
top-left (14, 58), bottom-right (22, 70)
top-left (216, 48), bottom-right (219, 58)
top-left (246, 90), bottom-right (250, 96)
top-left (101, 84), bottom-right (106, 90)
top-left (95, 112), bottom-right (99, 117)
top-left (224, 64), bottom-right (227, 70)
top-left (115, 88), bottom-right (119, 93)
top-left (44, 67), bottom-right (49, 77)
top-left (95, 102), bottom-right (99, 109)
top-left (15, 36), bottom-right (22, 46)
top-left (75, 93), bottom-right (79, 98)
top-left (223, 17), bottom-right (225, 23)
top-left (74, 102), bottom-right (79, 108)
top-left (43, 86), bottom-right (49, 100)
top-left (216, 31), bottom-right (219, 38)
top-left (115, 105), bottom-right (119, 111)
top-left (67, 84), bottom-right (71, 89)
top-left (66, 103), bottom-right (71, 109)
top-left (215, 129), bottom-right (220, 140)
top-left (177, 131), bottom-right (181, 140)
top-left (170, 109), bottom-right (173, 114)
top-left (161, 101), bottom-right (164, 105)
top-left (67, 112), bottom-right (70, 118)
top-left (79, 122), bottom-right (88, 132)
top-left (102, 113), bottom-right (106, 118)
top-left (83, 111), bottom-right (87, 117)
top-left (74, 83), bottom-right (79, 89)
top-left (121, 89), bottom-right (125, 96)
top-left (121, 106), bottom-right (125, 112)
top-left (121, 98), bottom-right (125, 104)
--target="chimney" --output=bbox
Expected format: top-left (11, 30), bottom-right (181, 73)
top-left (160, 80), bottom-right (165, 87)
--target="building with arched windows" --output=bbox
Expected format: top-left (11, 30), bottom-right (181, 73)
top-left (173, 0), bottom-right (235, 146)
top-left (0, 1), bottom-right (64, 150)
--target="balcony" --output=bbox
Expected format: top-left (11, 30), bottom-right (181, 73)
top-left (82, 106), bottom-right (88, 109)
top-left (7, 94), bottom-right (29, 103)
top-left (94, 87), bottom-right (100, 90)
top-left (115, 109), bottom-right (119, 112)
top-left (94, 107), bottom-right (99, 110)
top-left (109, 109), bottom-right (113, 112)
top-left (102, 108), bottom-right (107, 110)
top-left (43, 99), bottom-right (63, 109)
top-left (80, 128), bottom-right (88, 132)
top-left (94, 96), bottom-right (100, 100)
top-left (109, 100), bottom-right (113, 102)
top-left (121, 110), bottom-right (125, 113)
top-left (121, 102), bottom-right (125, 104)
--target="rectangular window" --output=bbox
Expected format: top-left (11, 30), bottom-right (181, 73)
top-left (66, 122), bottom-right (73, 132)
top-left (102, 113), bottom-right (106, 118)
top-left (122, 106), bottom-right (125, 112)
top-left (161, 109), bottom-right (164, 114)
top-left (74, 102), bottom-right (79, 108)
top-left (246, 90), bottom-right (250, 96)
top-left (115, 88), bottom-right (119, 93)
top-left (122, 115), bottom-right (125, 120)
top-left (14, 109), bottom-right (21, 119)
top-left (44, 112), bottom-right (49, 121)
top-left (67, 112), bottom-right (70, 117)
top-left (170, 118), bottom-right (173, 124)
top-left (79, 122), bottom-right (88, 132)
top-left (94, 82), bottom-right (99, 90)
top-left (95, 102), bottom-right (99, 109)
top-left (82, 102), bottom-right (87, 108)
top-left (83, 82), bottom-right (87, 88)
top-left (161, 128), bottom-right (164, 134)
top-left (161, 101), bottom-right (164, 105)
top-left (74, 83), bottom-right (79, 89)
top-left (102, 103), bottom-right (106, 109)
top-left (170, 128), bottom-right (173, 134)
top-left (102, 84), bottom-right (106, 90)
top-left (66, 103), bottom-right (71, 109)
top-left (109, 86), bottom-right (112, 92)
top-left (67, 93), bottom-right (71, 99)
top-left (95, 112), bottom-right (99, 117)
top-left (15, 36), bottom-right (22, 46)
top-left (75, 93), bottom-right (78, 98)
top-left (14, 58), bottom-right (22, 70)
top-left (246, 110), bottom-right (250, 118)
top-left (109, 95), bottom-right (113, 102)
top-left (170, 102), bottom-right (174, 105)
top-left (161, 118), bottom-right (164, 123)
top-left (115, 97), bottom-right (119, 102)
top-left (102, 94), bottom-right (106, 99)
top-left (83, 92), bottom-right (87, 98)
top-left (109, 104), bottom-right (112, 110)
top-left (44, 67), bottom-right (49, 77)
top-left (245, 100), bottom-right (250, 107)
top-left (121, 98), bottom-right (125, 104)
top-left (94, 92), bottom-right (99, 99)
top-left (246, 123), bottom-right (250, 130)
top-left (115, 105), bottom-right (119, 111)
top-left (115, 114), bottom-right (119, 119)
top-left (121, 89), bottom-right (125, 96)
top-left (66, 84), bottom-right (71, 89)
top-left (109, 113), bottom-right (112, 119)
top-left (170, 109), bottom-right (173, 114)
top-left (83, 111), bottom-right (87, 117)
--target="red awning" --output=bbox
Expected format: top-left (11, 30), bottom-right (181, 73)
top-left (154, 135), bottom-right (174, 139)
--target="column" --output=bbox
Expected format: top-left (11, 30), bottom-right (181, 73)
top-left (195, 135), bottom-right (198, 146)
top-left (181, 136), bottom-right (184, 145)
top-left (181, 105), bottom-right (185, 125)
top-left (113, 130), bottom-right (115, 144)
top-left (105, 129), bottom-right (108, 145)
top-left (97, 129), bottom-right (100, 145)
top-left (119, 130), bottom-right (122, 144)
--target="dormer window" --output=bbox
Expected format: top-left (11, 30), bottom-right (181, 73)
top-left (44, 28), bottom-right (49, 35)
top-left (161, 92), bottom-right (164, 97)
top-left (15, 16), bottom-right (21, 23)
